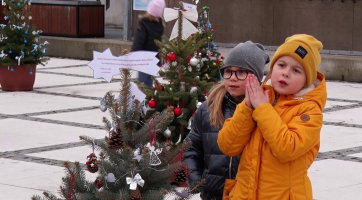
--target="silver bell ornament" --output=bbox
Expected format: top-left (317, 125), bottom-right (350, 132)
top-left (100, 98), bottom-right (107, 112)
top-left (100, 105), bottom-right (107, 112)
top-left (196, 101), bottom-right (202, 109)
top-left (190, 86), bottom-right (198, 93)
top-left (172, 61), bottom-right (178, 67)
top-left (187, 117), bottom-right (193, 130)
top-left (164, 128), bottom-right (171, 137)
top-left (188, 64), bottom-right (192, 72)
top-left (190, 57), bottom-right (199, 67)
top-left (180, 81), bottom-right (186, 91)
top-left (163, 62), bottom-right (170, 70)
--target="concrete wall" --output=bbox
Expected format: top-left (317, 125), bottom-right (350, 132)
top-left (131, 0), bottom-right (362, 51)
top-left (196, 0), bottom-right (362, 51)
top-left (98, 0), bottom-right (124, 28)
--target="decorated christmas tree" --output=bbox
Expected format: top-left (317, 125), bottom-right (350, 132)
top-left (195, 5), bottom-right (224, 82)
top-left (31, 68), bottom-right (204, 200)
top-left (141, 1), bottom-right (213, 144)
top-left (0, 0), bottom-right (48, 68)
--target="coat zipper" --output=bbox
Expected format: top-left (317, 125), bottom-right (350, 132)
top-left (229, 157), bottom-right (233, 179)
top-left (272, 93), bottom-right (279, 106)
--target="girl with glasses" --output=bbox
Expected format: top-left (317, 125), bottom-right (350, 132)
top-left (183, 41), bottom-right (270, 200)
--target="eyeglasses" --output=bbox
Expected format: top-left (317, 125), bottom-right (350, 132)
top-left (221, 69), bottom-right (252, 80)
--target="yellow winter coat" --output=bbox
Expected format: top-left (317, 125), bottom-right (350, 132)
top-left (218, 72), bottom-right (327, 200)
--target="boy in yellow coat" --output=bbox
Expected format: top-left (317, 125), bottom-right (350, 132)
top-left (217, 34), bottom-right (327, 200)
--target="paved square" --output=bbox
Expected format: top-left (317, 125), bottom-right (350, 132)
top-left (1, 58), bottom-right (362, 200)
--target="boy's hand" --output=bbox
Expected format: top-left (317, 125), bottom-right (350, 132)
top-left (246, 75), bottom-right (269, 109)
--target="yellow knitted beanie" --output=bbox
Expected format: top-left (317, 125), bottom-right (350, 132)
top-left (270, 34), bottom-right (323, 86)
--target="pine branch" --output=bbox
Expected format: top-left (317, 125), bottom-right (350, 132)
top-left (148, 190), bottom-right (169, 200)
top-left (79, 136), bottom-right (121, 157)
top-left (131, 107), bottom-right (174, 144)
top-left (120, 69), bottom-right (130, 115)
top-left (95, 190), bottom-right (118, 200)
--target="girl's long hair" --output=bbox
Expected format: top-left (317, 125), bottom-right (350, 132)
top-left (262, 70), bottom-right (272, 84)
top-left (207, 83), bottom-right (228, 129)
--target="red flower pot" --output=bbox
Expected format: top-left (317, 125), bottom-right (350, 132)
top-left (0, 65), bottom-right (37, 91)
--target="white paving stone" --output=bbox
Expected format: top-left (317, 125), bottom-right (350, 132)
top-left (326, 81), bottom-right (362, 101)
top-left (35, 109), bottom-right (111, 126)
top-left (0, 158), bottom-right (98, 200)
top-left (40, 66), bottom-right (139, 80)
top-left (323, 107), bottom-right (362, 125)
top-left (38, 58), bottom-right (89, 69)
top-left (309, 159), bottom-right (362, 200)
top-left (0, 119), bottom-right (106, 152)
top-left (0, 184), bottom-right (45, 200)
top-left (0, 158), bottom-right (63, 192)
top-left (349, 152), bottom-right (362, 158)
top-left (0, 92), bottom-right (98, 115)
top-left (324, 100), bottom-right (356, 109)
top-left (38, 82), bottom-right (126, 98)
top-left (26, 146), bottom-right (100, 162)
top-left (34, 72), bottom-right (101, 89)
top-left (320, 125), bottom-right (362, 152)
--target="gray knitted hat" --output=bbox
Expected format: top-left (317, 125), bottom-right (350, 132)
top-left (220, 41), bottom-right (270, 82)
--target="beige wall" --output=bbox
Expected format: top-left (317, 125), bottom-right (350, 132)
top-left (196, 0), bottom-right (362, 51)
top-left (100, 0), bottom-right (124, 28)
top-left (132, 0), bottom-right (362, 51)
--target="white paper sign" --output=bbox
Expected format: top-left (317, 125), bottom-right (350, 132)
top-left (183, 2), bottom-right (197, 10)
top-left (119, 51), bottom-right (160, 76)
top-left (88, 48), bottom-right (160, 82)
top-left (130, 82), bottom-right (146, 102)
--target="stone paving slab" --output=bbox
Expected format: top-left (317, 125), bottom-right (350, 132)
top-left (0, 92), bottom-right (99, 115)
top-left (38, 66), bottom-right (139, 80)
top-left (309, 159), bottom-right (362, 200)
top-left (326, 81), bottom-right (362, 101)
top-left (1, 57), bottom-right (362, 200)
top-left (319, 125), bottom-right (362, 152)
top-left (0, 118), bottom-right (105, 152)
top-left (37, 58), bottom-right (89, 69)
top-left (37, 82), bottom-right (125, 98)
top-left (323, 107), bottom-right (362, 125)
top-left (33, 73), bottom-right (102, 89)
top-left (35, 109), bottom-right (111, 126)
top-left (324, 101), bottom-right (356, 109)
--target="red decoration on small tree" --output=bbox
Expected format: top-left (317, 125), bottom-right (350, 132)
top-left (94, 179), bottom-right (103, 189)
top-left (159, 85), bottom-right (165, 91)
top-left (149, 99), bottom-right (156, 108)
top-left (168, 53), bottom-right (176, 61)
top-left (173, 107), bottom-right (182, 117)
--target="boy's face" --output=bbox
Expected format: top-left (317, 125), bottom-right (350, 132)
top-left (271, 56), bottom-right (307, 95)
top-left (222, 66), bottom-right (250, 101)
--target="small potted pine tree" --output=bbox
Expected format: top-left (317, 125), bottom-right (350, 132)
top-left (0, 0), bottom-right (48, 91)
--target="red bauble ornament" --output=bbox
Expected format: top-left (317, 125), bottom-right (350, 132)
top-left (94, 179), bottom-right (103, 189)
top-left (173, 107), bottom-right (182, 117)
top-left (159, 85), bottom-right (165, 91)
top-left (221, 56), bottom-right (224, 59)
top-left (169, 53), bottom-right (176, 61)
top-left (149, 99), bottom-right (156, 108)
